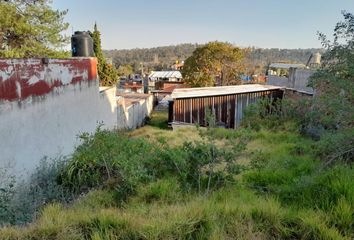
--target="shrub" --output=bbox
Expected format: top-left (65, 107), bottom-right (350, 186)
top-left (135, 178), bottom-right (182, 204)
top-left (0, 158), bottom-right (70, 226)
top-left (59, 124), bottom-right (247, 202)
top-left (59, 127), bottom-right (158, 201)
top-left (242, 98), bottom-right (305, 131)
top-left (315, 128), bottom-right (354, 166)
top-left (0, 167), bottom-right (16, 226)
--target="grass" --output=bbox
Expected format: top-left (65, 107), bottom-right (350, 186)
top-left (0, 187), bottom-right (348, 240)
top-left (129, 111), bottom-right (202, 147)
top-left (0, 111), bottom-right (353, 239)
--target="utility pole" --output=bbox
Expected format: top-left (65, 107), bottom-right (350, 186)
top-left (140, 62), bottom-right (144, 77)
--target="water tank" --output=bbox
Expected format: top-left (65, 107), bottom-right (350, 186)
top-left (71, 31), bottom-right (94, 57)
top-left (313, 52), bottom-right (321, 65)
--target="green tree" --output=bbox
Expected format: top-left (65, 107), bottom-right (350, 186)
top-left (310, 11), bottom-right (354, 130)
top-left (182, 42), bottom-right (245, 87)
top-left (91, 23), bottom-right (118, 86)
top-left (117, 64), bottom-right (133, 77)
top-left (0, 0), bottom-right (69, 58)
top-left (307, 11), bottom-right (354, 164)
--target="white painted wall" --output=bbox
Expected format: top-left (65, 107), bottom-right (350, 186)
top-left (116, 95), bottom-right (153, 129)
top-left (0, 82), bottom-right (154, 177)
top-left (0, 80), bottom-right (119, 175)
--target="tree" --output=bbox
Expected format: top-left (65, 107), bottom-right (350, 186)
top-left (0, 0), bottom-right (69, 58)
top-left (307, 11), bottom-right (354, 164)
top-left (310, 11), bottom-right (354, 130)
top-left (117, 64), bottom-right (133, 77)
top-left (91, 23), bottom-right (118, 86)
top-left (182, 42), bottom-right (245, 87)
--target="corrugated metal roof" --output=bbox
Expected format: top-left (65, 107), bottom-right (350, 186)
top-left (171, 84), bottom-right (283, 99)
top-left (269, 63), bottom-right (306, 69)
top-left (148, 71), bottom-right (182, 79)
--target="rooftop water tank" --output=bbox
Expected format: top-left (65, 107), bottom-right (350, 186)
top-left (71, 31), bottom-right (94, 57)
top-left (313, 52), bottom-right (321, 64)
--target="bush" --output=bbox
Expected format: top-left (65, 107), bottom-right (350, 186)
top-left (0, 167), bottom-right (16, 226)
top-left (134, 178), bottom-right (182, 204)
top-left (315, 128), bottom-right (354, 166)
top-left (58, 124), bottom-right (248, 202)
top-left (0, 157), bottom-right (71, 226)
top-left (242, 98), bottom-right (306, 131)
top-left (59, 127), bottom-right (158, 201)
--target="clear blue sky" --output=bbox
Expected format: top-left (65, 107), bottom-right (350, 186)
top-left (52, 0), bottom-right (354, 50)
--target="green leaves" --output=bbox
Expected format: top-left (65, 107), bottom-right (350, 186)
top-left (307, 11), bottom-right (354, 164)
top-left (0, 0), bottom-right (69, 58)
top-left (91, 23), bottom-right (119, 86)
top-left (182, 41), bottom-right (245, 87)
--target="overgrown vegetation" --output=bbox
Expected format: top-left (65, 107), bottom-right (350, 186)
top-left (1, 117), bottom-right (353, 239)
top-left (1, 11), bottom-right (353, 240)
top-left (0, 158), bottom-right (72, 226)
top-left (306, 11), bottom-right (354, 165)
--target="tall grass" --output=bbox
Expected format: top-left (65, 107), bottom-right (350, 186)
top-left (1, 108), bottom-right (353, 239)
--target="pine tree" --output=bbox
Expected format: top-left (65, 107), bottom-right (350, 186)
top-left (0, 0), bottom-right (69, 58)
top-left (91, 23), bottom-right (118, 86)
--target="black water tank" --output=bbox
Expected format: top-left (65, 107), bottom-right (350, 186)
top-left (71, 31), bottom-right (94, 57)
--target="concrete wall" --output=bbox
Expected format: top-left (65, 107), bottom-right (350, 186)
top-left (289, 68), bottom-right (314, 93)
top-left (267, 68), bottom-right (314, 94)
top-left (116, 94), bottom-right (153, 129)
top-left (267, 75), bottom-right (289, 88)
top-left (0, 58), bottom-right (152, 176)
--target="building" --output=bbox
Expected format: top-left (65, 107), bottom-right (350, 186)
top-left (148, 71), bottom-right (182, 82)
top-left (168, 84), bottom-right (284, 129)
top-left (267, 67), bottom-right (314, 94)
top-left (117, 82), bottom-right (144, 94)
top-left (268, 63), bottom-right (306, 76)
top-left (171, 61), bottom-right (184, 70)
top-left (151, 81), bottom-right (187, 105)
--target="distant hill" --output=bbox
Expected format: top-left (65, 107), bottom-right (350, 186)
top-left (104, 44), bottom-right (324, 74)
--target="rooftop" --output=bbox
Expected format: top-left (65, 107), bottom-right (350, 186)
top-left (117, 93), bottom-right (151, 107)
top-left (148, 71), bottom-right (182, 79)
top-left (269, 63), bottom-right (306, 69)
top-left (171, 84), bottom-right (283, 99)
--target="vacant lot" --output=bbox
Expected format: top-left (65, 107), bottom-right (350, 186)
top-left (0, 111), bottom-right (353, 240)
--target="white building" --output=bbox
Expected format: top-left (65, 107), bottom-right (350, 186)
top-left (148, 71), bottom-right (182, 82)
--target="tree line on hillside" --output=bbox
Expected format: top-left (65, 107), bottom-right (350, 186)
top-left (104, 43), bottom-right (201, 73)
top-left (104, 45), bottom-right (324, 74)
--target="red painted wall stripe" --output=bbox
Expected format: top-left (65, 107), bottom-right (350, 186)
top-left (0, 58), bottom-right (98, 101)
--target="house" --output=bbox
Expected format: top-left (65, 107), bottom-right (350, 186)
top-left (151, 81), bottom-right (187, 105)
top-left (148, 71), bottom-right (182, 82)
top-left (267, 63), bottom-right (314, 94)
top-left (118, 82), bottom-right (144, 94)
top-left (267, 63), bottom-right (306, 77)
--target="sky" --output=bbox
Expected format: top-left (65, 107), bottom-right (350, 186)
top-left (52, 0), bottom-right (354, 50)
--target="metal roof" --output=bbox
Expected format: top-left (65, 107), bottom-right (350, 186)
top-left (171, 84), bottom-right (283, 99)
top-left (269, 63), bottom-right (306, 69)
top-left (148, 71), bottom-right (182, 79)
